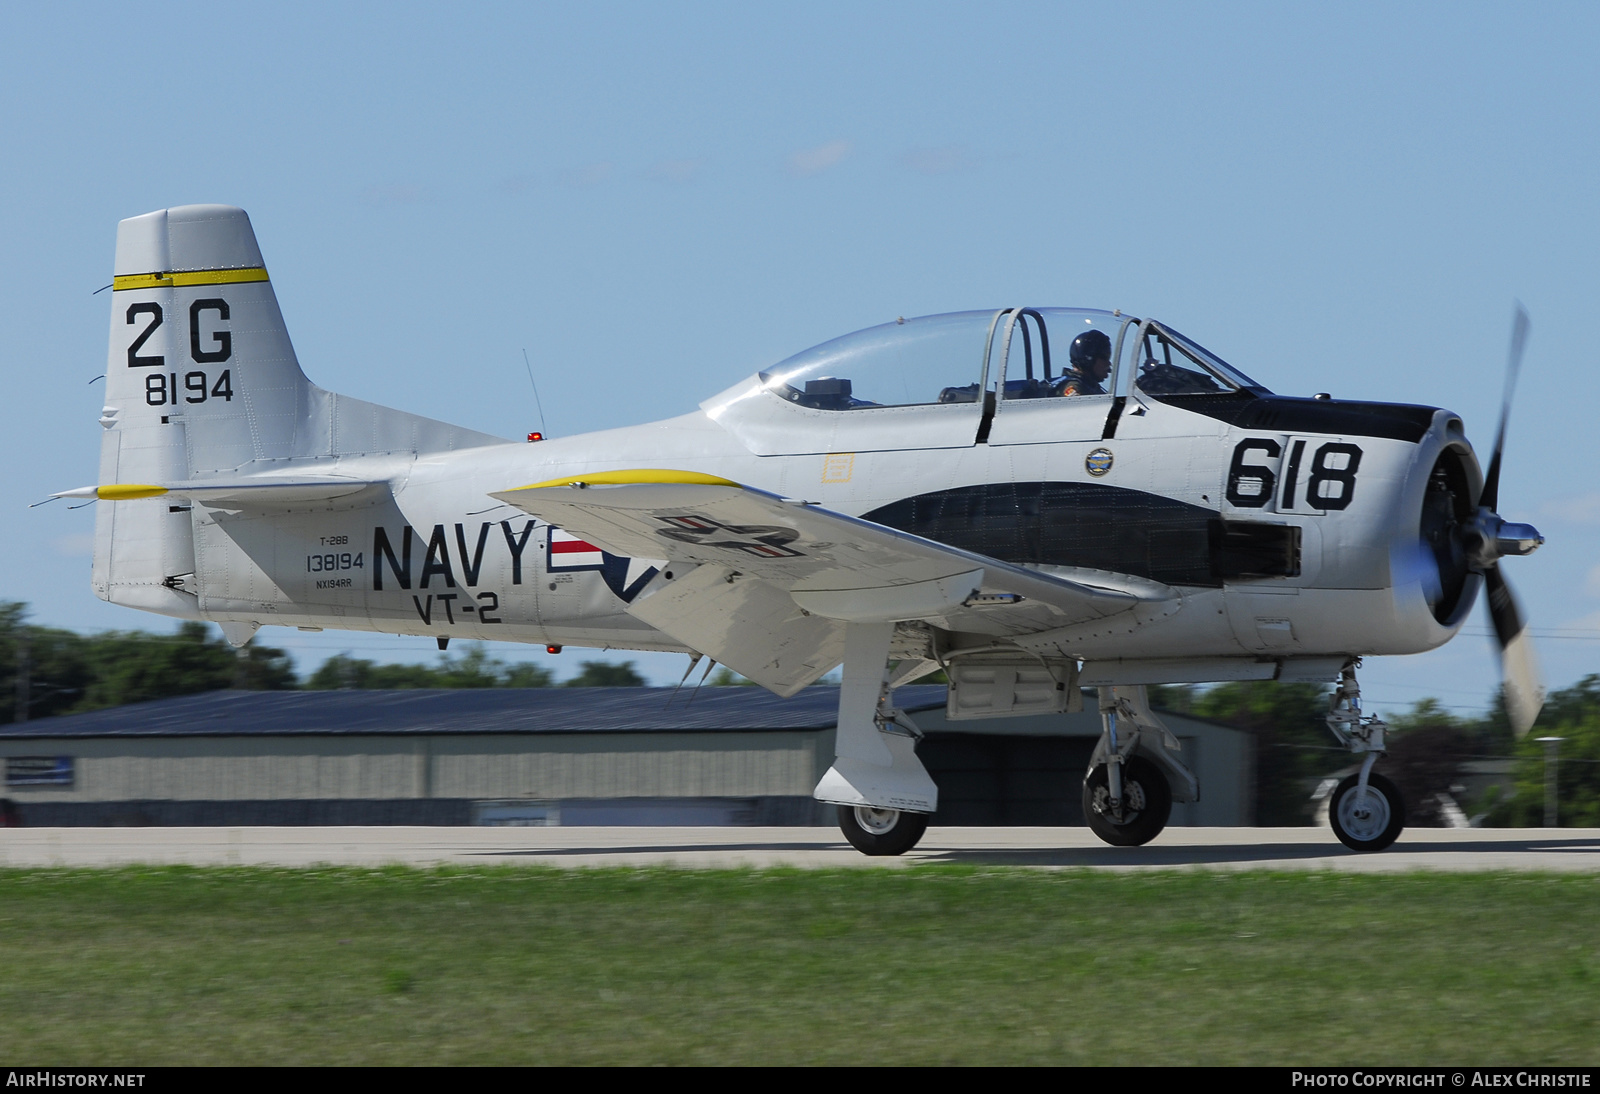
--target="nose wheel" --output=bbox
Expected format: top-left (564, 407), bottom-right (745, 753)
top-left (1328, 771), bottom-right (1405, 852)
top-left (837, 805), bottom-right (930, 856)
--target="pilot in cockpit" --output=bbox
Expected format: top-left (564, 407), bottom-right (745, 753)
top-left (1056, 330), bottom-right (1112, 396)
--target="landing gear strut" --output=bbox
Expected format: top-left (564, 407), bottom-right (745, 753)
top-left (815, 622), bottom-right (939, 857)
top-left (1081, 685), bottom-right (1194, 847)
top-left (1323, 661), bottom-right (1405, 852)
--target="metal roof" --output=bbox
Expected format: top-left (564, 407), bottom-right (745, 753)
top-left (0, 686), bottom-right (950, 739)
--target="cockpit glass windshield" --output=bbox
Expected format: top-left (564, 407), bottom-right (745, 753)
top-left (752, 309), bottom-right (1263, 411)
top-left (758, 307), bottom-right (1133, 410)
top-left (1134, 323), bottom-right (1268, 395)
top-left (760, 311), bottom-right (997, 410)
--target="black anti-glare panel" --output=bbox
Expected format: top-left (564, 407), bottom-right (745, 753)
top-left (1154, 392), bottom-right (1437, 443)
top-left (863, 482), bottom-right (1221, 586)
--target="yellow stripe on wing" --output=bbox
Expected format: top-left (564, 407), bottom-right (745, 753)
top-left (112, 268), bottom-right (270, 291)
top-left (96, 484), bottom-right (169, 500)
top-left (511, 469), bottom-right (740, 490)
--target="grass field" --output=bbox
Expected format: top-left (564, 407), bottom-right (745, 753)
top-left (0, 866), bottom-right (1596, 1065)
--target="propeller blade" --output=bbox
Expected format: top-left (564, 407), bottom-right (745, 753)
top-left (1479, 303), bottom-right (1530, 514)
top-left (1484, 564), bottom-right (1545, 736)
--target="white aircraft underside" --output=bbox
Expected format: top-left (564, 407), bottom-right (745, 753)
top-left (57, 204), bottom-right (1547, 855)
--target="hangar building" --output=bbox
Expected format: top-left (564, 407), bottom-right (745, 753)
top-left (0, 686), bottom-right (1254, 826)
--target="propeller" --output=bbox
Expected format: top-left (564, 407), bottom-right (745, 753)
top-left (1485, 565), bottom-right (1544, 736)
top-left (1465, 303), bottom-right (1545, 736)
top-left (1478, 304), bottom-right (1529, 515)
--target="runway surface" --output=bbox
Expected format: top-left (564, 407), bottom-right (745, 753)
top-left (3, 826), bottom-right (1600, 871)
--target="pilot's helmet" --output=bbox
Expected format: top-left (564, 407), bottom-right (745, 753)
top-left (1069, 329), bottom-right (1113, 371)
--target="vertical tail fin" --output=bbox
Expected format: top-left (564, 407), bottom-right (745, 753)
top-left (93, 204), bottom-right (507, 615)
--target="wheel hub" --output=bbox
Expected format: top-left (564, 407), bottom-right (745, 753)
top-left (853, 806), bottom-right (900, 835)
top-left (1337, 787), bottom-right (1392, 842)
top-left (1090, 779), bottom-right (1146, 825)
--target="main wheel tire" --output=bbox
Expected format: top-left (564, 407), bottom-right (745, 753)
top-left (1329, 771), bottom-right (1405, 852)
top-left (1083, 756), bottom-right (1172, 847)
top-left (838, 805), bottom-right (930, 857)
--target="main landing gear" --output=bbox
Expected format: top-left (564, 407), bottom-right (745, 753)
top-left (1323, 661), bottom-right (1405, 852)
top-left (1084, 756), bottom-right (1172, 846)
top-left (1082, 685), bottom-right (1197, 848)
top-left (814, 622), bottom-right (939, 857)
top-left (838, 805), bottom-right (931, 856)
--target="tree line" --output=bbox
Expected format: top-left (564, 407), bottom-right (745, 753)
top-left (0, 603), bottom-right (644, 726)
top-left (3, 603), bottom-right (1595, 825)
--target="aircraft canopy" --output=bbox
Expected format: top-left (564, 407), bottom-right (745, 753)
top-left (747, 307), bottom-right (1266, 411)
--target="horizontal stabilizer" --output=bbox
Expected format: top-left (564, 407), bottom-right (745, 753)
top-left (55, 478), bottom-right (385, 508)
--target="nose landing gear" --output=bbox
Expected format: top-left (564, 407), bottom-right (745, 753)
top-left (1322, 661), bottom-right (1405, 852)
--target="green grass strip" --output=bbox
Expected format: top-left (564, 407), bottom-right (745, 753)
top-left (0, 866), bottom-right (1596, 1065)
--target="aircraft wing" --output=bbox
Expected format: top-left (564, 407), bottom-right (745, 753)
top-left (490, 470), bottom-right (1173, 694)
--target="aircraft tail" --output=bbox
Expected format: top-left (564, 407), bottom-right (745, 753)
top-left (93, 204), bottom-right (507, 616)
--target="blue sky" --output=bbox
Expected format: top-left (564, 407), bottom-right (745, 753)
top-left (4, 2), bottom-right (1598, 715)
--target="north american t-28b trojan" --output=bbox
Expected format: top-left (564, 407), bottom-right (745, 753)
top-left (55, 205), bottom-right (1547, 854)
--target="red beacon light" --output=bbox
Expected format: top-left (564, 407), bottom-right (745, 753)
top-left (527, 431), bottom-right (544, 442)
top-left (546, 644), bottom-right (563, 654)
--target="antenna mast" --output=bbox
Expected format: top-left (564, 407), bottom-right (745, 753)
top-left (522, 349), bottom-right (549, 438)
